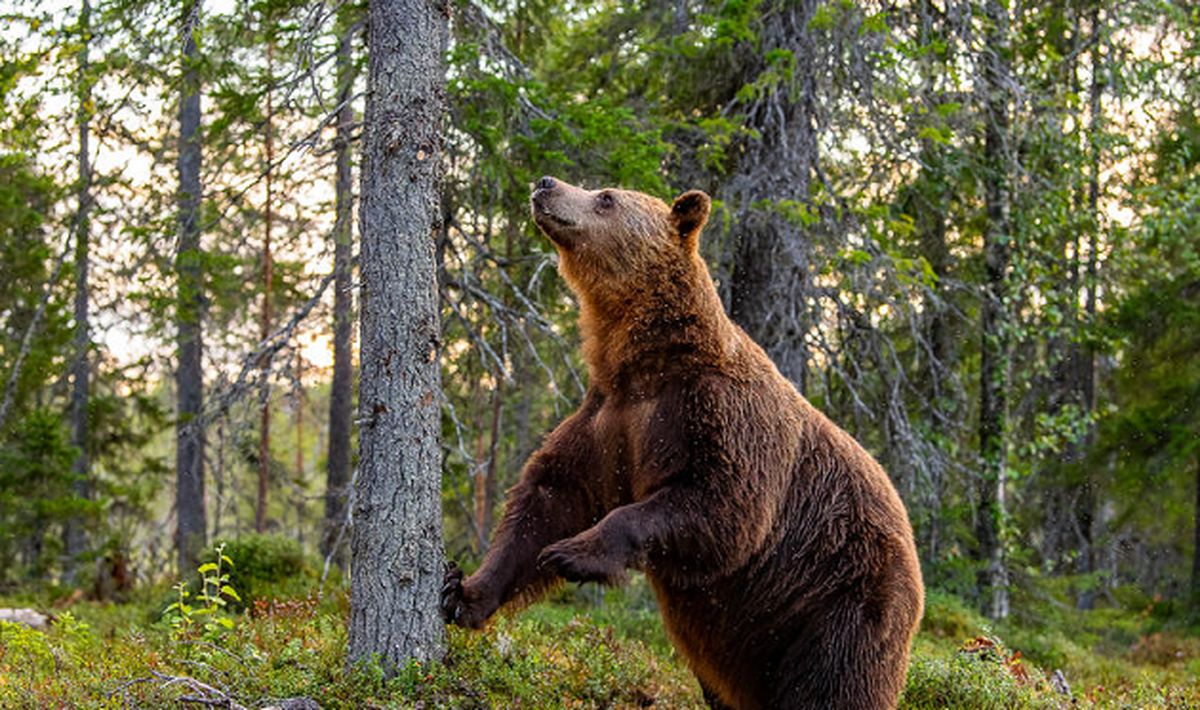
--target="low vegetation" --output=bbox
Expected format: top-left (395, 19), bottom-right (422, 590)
top-left (1, 544), bottom-right (1197, 709)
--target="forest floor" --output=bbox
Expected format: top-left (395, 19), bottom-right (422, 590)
top-left (1, 571), bottom-right (1199, 708)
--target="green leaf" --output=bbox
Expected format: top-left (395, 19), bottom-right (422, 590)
top-left (808, 5), bottom-right (835, 31)
top-left (917, 126), bottom-right (951, 145)
top-left (935, 101), bottom-right (961, 117)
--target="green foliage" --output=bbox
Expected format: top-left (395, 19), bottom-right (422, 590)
top-left (0, 619), bottom-right (57, 673)
top-left (164, 542), bottom-right (241, 641)
top-left (4, 586), bottom-right (1200, 708)
top-left (200, 534), bottom-right (311, 608)
top-left (0, 410), bottom-right (79, 583)
top-left (902, 649), bottom-right (1058, 709)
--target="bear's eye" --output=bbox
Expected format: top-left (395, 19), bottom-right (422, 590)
top-left (596, 192), bottom-right (616, 211)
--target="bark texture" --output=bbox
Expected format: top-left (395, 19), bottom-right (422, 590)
top-left (322, 8), bottom-right (356, 567)
top-left (720, 0), bottom-right (821, 391)
top-left (64, 0), bottom-right (93, 582)
top-left (1193, 458), bottom-right (1200, 606)
top-left (977, 0), bottom-right (1012, 621)
top-left (347, 0), bottom-right (449, 670)
top-left (1075, 5), bottom-right (1105, 610)
top-left (175, 0), bottom-right (207, 575)
top-left (256, 41), bottom-right (275, 535)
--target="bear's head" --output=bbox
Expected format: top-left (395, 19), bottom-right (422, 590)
top-left (530, 176), bottom-right (711, 304)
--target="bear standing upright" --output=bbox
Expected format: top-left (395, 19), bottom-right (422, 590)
top-left (441, 177), bottom-right (925, 710)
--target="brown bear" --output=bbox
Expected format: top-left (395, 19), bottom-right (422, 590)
top-left (441, 176), bottom-right (924, 709)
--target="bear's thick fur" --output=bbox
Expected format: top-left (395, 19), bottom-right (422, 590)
top-left (441, 177), bottom-right (924, 709)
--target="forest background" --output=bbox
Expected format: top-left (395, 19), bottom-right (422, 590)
top-left (0, 0), bottom-right (1199, 707)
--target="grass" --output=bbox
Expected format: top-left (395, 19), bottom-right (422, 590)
top-left (1, 572), bottom-right (1199, 708)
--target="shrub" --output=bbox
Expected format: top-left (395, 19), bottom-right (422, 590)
top-left (901, 637), bottom-right (1060, 710)
top-left (920, 589), bottom-right (986, 641)
top-left (201, 534), bottom-right (311, 608)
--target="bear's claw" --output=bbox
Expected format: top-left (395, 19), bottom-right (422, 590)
top-left (538, 537), bottom-right (626, 585)
top-left (440, 562), bottom-right (465, 624)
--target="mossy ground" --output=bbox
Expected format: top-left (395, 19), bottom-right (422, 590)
top-left (1, 577), bottom-right (1198, 708)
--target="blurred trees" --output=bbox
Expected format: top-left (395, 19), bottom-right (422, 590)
top-left (0, 0), bottom-right (1197, 623)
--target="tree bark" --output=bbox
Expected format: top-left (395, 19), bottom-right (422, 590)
top-left (64, 0), bottom-right (93, 583)
top-left (322, 6), bottom-right (357, 567)
top-left (348, 0), bottom-right (449, 670)
top-left (293, 351), bottom-right (304, 545)
top-left (976, 0), bottom-right (1012, 621)
top-left (175, 0), bottom-right (207, 575)
top-left (256, 40), bottom-right (275, 534)
top-left (911, 0), bottom-right (956, 571)
top-left (1074, 5), bottom-right (1105, 609)
top-left (1192, 457), bottom-right (1200, 608)
top-left (722, 0), bottom-right (820, 392)
top-left (473, 384), bottom-right (502, 552)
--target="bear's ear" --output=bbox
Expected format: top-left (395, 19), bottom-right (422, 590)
top-left (670, 190), bottom-right (711, 247)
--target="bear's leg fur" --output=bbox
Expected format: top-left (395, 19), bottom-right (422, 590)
top-left (442, 392), bottom-right (605, 628)
top-left (539, 478), bottom-right (770, 588)
top-left (760, 600), bottom-right (912, 710)
top-left (701, 682), bottom-right (736, 710)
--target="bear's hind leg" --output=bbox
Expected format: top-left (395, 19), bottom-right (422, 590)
top-left (765, 612), bottom-right (907, 710)
top-left (700, 681), bottom-right (736, 710)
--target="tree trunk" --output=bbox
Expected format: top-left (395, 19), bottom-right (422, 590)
top-left (721, 0), bottom-right (820, 392)
top-left (175, 0), bottom-right (207, 575)
top-left (64, 0), bottom-right (93, 584)
top-left (294, 351), bottom-right (304, 545)
top-left (322, 6), bottom-right (357, 567)
top-left (213, 417), bottom-right (225, 539)
top-left (916, 174), bottom-right (951, 571)
top-left (348, 0), bottom-right (449, 670)
top-left (1075, 5), bottom-right (1105, 609)
top-left (256, 40), bottom-right (275, 534)
top-left (976, 0), bottom-right (1012, 621)
top-left (1192, 457), bottom-right (1200, 608)
top-left (912, 0), bottom-right (954, 571)
top-left (473, 384), bottom-right (502, 552)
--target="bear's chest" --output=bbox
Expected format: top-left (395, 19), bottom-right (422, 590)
top-left (592, 395), bottom-right (670, 502)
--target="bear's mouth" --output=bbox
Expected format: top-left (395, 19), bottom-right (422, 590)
top-left (537, 210), bottom-right (575, 229)
top-left (532, 199), bottom-right (577, 247)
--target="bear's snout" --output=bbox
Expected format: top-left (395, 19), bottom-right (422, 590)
top-left (530, 176), bottom-right (559, 215)
top-left (531, 179), bottom-right (579, 248)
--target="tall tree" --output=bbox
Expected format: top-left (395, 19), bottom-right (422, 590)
top-left (1075, 2), bottom-right (1106, 604)
top-left (348, 0), bottom-right (448, 670)
top-left (175, 0), bottom-right (207, 574)
top-left (63, 0), bottom-right (94, 582)
top-left (322, 6), bottom-right (356, 567)
top-left (976, 0), bottom-right (1014, 621)
top-left (719, 0), bottom-right (822, 391)
top-left (256, 38), bottom-right (275, 534)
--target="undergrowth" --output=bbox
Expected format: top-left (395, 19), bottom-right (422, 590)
top-left (1, 549), bottom-right (1198, 708)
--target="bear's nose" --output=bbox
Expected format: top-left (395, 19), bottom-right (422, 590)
top-left (535, 176), bottom-right (556, 191)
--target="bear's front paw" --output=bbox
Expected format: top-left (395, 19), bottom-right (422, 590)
top-left (440, 562), bottom-right (466, 624)
top-left (440, 562), bottom-right (494, 629)
top-left (538, 534), bottom-right (628, 586)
